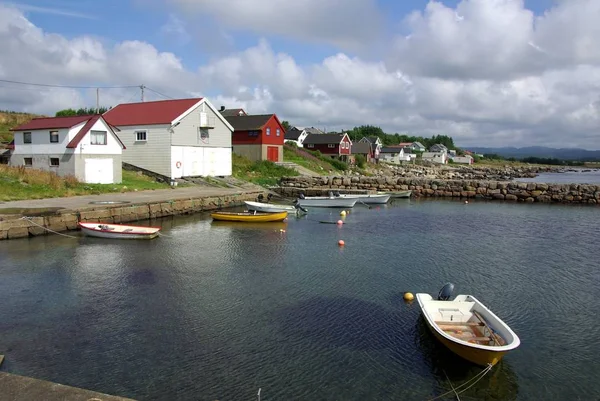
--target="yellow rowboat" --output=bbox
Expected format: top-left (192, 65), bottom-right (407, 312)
top-left (210, 211), bottom-right (288, 222)
top-left (416, 284), bottom-right (520, 366)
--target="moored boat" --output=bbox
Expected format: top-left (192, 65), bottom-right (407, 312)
top-left (210, 211), bottom-right (288, 222)
top-left (339, 193), bottom-right (391, 204)
top-left (378, 190), bottom-right (412, 198)
top-left (416, 284), bottom-right (520, 366)
top-left (78, 222), bottom-right (161, 239)
top-left (244, 200), bottom-right (307, 214)
top-left (296, 196), bottom-right (358, 208)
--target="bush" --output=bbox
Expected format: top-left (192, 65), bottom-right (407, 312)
top-left (354, 154), bottom-right (366, 169)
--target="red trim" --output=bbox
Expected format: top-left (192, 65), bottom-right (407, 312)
top-left (66, 115), bottom-right (126, 149)
top-left (78, 222), bottom-right (161, 235)
top-left (10, 115), bottom-right (91, 131)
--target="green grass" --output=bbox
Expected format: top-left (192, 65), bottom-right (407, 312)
top-left (232, 153), bottom-right (299, 186)
top-left (283, 144), bottom-right (349, 174)
top-left (0, 166), bottom-right (172, 201)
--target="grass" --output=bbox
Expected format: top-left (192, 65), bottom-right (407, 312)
top-left (232, 153), bottom-right (299, 186)
top-left (0, 165), bottom-right (172, 201)
top-left (283, 144), bottom-right (348, 174)
top-left (0, 111), bottom-right (43, 144)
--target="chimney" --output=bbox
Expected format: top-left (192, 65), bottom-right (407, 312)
top-left (219, 106), bottom-right (225, 111)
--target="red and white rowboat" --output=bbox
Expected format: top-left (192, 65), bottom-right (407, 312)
top-left (78, 222), bottom-right (161, 239)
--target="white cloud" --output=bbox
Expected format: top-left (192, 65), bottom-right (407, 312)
top-left (160, 14), bottom-right (191, 44)
top-left (1, 2), bottom-right (600, 148)
top-left (166, 0), bottom-right (384, 51)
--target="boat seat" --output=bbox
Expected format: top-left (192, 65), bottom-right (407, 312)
top-left (437, 321), bottom-right (484, 327)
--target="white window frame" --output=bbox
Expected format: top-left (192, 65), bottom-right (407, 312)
top-left (135, 131), bottom-right (147, 142)
top-left (266, 128), bottom-right (271, 136)
top-left (276, 128), bottom-right (280, 137)
top-left (328, 144), bottom-right (335, 148)
top-left (49, 130), bottom-right (59, 143)
top-left (23, 132), bottom-right (32, 144)
top-left (49, 157), bottom-right (60, 167)
top-left (307, 144), bottom-right (314, 148)
top-left (90, 130), bottom-right (107, 145)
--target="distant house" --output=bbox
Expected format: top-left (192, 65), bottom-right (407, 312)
top-left (358, 136), bottom-right (382, 160)
top-left (410, 142), bottom-right (426, 152)
top-left (219, 107), bottom-right (248, 117)
top-left (303, 133), bottom-right (352, 161)
top-left (226, 114), bottom-right (286, 162)
top-left (379, 147), bottom-right (411, 164)
top-left (451, 155), bottom-right (474, 165)
top-left (284, 126), bottom-right (323, 147)
top-left (422, 152), bottom-right (448, 164)
top-left (104, 98), bottom-right (233, 179)
top-left (402, 148), bottom-right (417, 160)
top-left (9, 115), bottom-right (125, 183)
top-left (430, 143), bottom-right (448, 153)
top-left (351, 142), bottom-right (374, 163)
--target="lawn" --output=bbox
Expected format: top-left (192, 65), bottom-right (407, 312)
top-left (232, 153), bottom-right (299, 186)
top-left (0, 165), bottom-right (172, 201)
top-left (283, 144), bottom-right (346, 174)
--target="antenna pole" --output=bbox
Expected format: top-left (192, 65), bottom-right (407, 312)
top-left (96, 88), bottom-right (99, 114)
top-left (141, 85), bottom-right (145, 102)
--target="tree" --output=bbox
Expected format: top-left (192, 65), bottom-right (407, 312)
top-left (55, 107), bottom-right (108, 117)
top-left (281, 120), bottom-right (291, 132)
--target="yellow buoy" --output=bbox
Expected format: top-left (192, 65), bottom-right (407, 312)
top-left (340, 210), bottom-right (346, 217)
top-left (403, 292), bottom-right (414, 302)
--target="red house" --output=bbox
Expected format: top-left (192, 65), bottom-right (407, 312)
top-left (226, 114), bottom-right (285, 162)
top-left (303, 133), bottom-right (352, 161)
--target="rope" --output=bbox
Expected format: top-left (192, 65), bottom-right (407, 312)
top-left (442, 369), bottom-right (461, 401)
top-left (426, 364), bottom-right (493, 401)
top-left (20, 216), bottom-right (78, 239)
top-left (156, 232), bottom-right (173, 238)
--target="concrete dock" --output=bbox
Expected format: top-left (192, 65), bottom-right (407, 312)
top-left (0, 371), bottom-right (136, 401)
top-left (0, 185), bottom-right (267, 240)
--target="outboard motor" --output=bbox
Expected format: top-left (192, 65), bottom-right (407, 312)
top-left (257, 194), bottom-right (264, 202)
top-left (299, 192), bottom-right (305, 199)
top-left (293, 202), bottom-right (309, 214)
top-left (437, 283), bottom-right (455, 301)
top-left (333, 191), bottom-right (341, 197)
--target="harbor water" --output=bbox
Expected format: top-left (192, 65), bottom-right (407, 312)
top-left (0, 199), bottom-right (599, 400)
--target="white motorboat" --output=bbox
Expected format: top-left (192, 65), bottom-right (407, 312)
top-left (416, 283), bottom-right (520, 366)
top-left (244, 200), bottom-right (307, 214)
top-left (339, 193), bottom-right (391, 204)
top-left (378, 190), bottom-right (412, 198)
top-left (78, 222), bottom-right (161, 239)
top-left (296, 196), bottom-right (358, 208)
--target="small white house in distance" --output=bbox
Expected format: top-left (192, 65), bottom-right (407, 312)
top-left (10, 115), bottom-right (125, 183)
top-left (103, 98), bottom-right (234, 179)
top-left (379, 147), bottom-right (411, 164)
top-left (451, 155), bottom-right (474, 164)
top-left (422, 152), bottom-right (448, 164)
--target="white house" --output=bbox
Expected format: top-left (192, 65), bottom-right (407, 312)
top-left (429, 143), bottom-right (448, 153)
top-left (103, 98), bottom-right (234, 180)
top-left (422, 152), bottom-right (448, 164)
top-left (379, 147), bottom-right (411, 164)
top-left (10, 115), bottom-right (125, 184)
top-left (451, 155), bottom-right (474, 164)
top-left (284, 127), bottom-right (323, 147)
top-left (359, 136), bottom-right (383, 160)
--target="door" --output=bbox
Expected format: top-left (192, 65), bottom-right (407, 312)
top-left (267, 146), bottom-right (279, 162)
top-left (84, 158), bottom-right (113, 184)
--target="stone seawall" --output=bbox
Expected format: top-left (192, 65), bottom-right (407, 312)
top-left (278, 176), bottom-right (600, 205)
top-left (0, 191), bottom-right (264, 240)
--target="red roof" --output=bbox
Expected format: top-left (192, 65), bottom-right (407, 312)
top-left (10, 115), bottom-right (92, 131)
top-left (103, 98), bottom-right (203, 126)
top-left (66, 115), bottom-right (125, 149)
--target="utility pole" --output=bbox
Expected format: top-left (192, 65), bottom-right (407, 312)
top-left (140, 84), bottom-right (145, 102)
top-left (96, 88), bottom-right (99, 114)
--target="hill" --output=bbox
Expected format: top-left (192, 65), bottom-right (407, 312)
top-left (467, 146), bottom-right (600, 161)
top-left (0, 111), bottom-right (45, 144)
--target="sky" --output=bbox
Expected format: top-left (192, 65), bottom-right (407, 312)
top-left (0, 0), bottom-right (599, 149)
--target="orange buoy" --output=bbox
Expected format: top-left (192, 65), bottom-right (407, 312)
top-left (338, 240), bottom-right (345, 246)
top-left (337, 220), bottom-right (343, 225)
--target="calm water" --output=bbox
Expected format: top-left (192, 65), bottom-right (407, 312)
top-left (1, 200), bottom-right (599, 401)
top-left (516, 170), bottom-right (600, 184)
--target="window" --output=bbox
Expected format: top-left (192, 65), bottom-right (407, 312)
top-left (50, 131), bottom-right (59, 143)
top-left (90, 130), bottom-right (107, 145)
top-left (23, 132), bottom-right (31, 143)
top-left (307, 144), bottom-right (314, 148)
top-left (328, 144), bottom-right (335, 148)
top-left (248, 131), bottom-right (259, 137)
top-left (199, 128), bottom-right (209, 143)
top-left (266, 128), bottom-right (271, 136)
top-left (24, 158), bottom-right (32, 166)
top-left (50, 158), bottom-right (59, 167)
top-left (135, 131), bottom-right (147, 141)
top-left (276, 128), bottom-right (280, 137)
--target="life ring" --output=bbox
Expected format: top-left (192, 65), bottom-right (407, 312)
top-left (176, 161), bottom-right (182, 169)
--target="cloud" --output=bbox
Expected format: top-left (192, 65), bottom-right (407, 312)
top-left (159, 14), bottom-right (191, 44)
top-left (9, 3), bottom-right (96, 19)
top-left (1, 2), bottom-right (600, 148)
top-left (166, 0), bottom-right (384, 51)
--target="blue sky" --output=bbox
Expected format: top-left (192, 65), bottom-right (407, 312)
top-left (14, 0), bottom-right (559, 68)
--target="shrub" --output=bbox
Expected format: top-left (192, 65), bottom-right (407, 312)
top-left (355, 154), bottom-right (366, 169)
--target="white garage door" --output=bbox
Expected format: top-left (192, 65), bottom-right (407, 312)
top-left (85, 158), bottom-right (113, 184)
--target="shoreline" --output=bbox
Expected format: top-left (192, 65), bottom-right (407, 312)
top-left (278, 176), bottom-right (600, 205)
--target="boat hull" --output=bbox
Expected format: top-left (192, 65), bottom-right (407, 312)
top-left (297, 197), bottom-right (357, 208)
top-left (342, 194), bottom-right (391, 204)
top-left (78, 222), bottom-right (160, 239)
top-left (210, 211), bottom-right (288, 222)
top-left (378, 190), bottom-right (412, 198)
top-left (244, 201), bottom-right (297, 213)
top-left (423, 318), bottom-right (507, 366)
